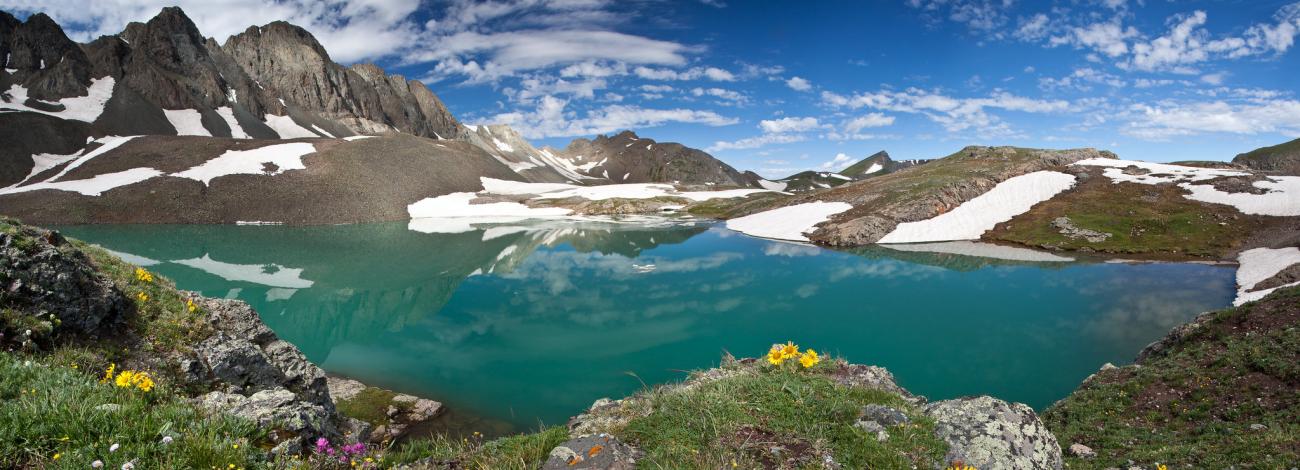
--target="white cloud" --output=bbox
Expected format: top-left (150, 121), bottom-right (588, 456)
top-left (822, 88), bottom-right (1066, 136)
top-left (785, 76), bottom-right (812, 91)
top-left (706, 133), bottom-right (806, 152)
top-left (1039, 67), bottom-right (1126, 91)
top-left (1124, 98), bottom-right (1300, 140)
top-left (819, 153), bottom-right (855, 171)
top-left (843, 113), bottom-right (895, 133)
top-left (690, 87), bottom-right (747, 104)
top-left (1200, 72), bottom-right (1227, 85)
top-left (1051, 18), bottom-right (1138, 58)
top-left (639, 84), bottom-right (674, 93)
top-left (633, 66), bottom-right (737, 81)
top-left (759, 117), bottom-right (820, 133)
top-left (1014, 13), bottom-right (1051, 41)
top-left (489, 95), bottom-right (737, 139)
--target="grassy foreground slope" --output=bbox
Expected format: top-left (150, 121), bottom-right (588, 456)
top-left (1044, 286), bottom-right (1300, 468)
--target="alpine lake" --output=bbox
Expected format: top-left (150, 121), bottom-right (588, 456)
top-left (57, 218), bottom-right (1236, 437)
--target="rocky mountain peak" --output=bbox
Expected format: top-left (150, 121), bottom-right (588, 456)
top-left (0, 11), bottom-right (92, 99)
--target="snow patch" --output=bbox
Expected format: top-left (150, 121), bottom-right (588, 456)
top-left (343, 135), bottom-right (374, 141)
top-left (310, 124), bottom-right (336, 138)
top-left (1180, 177), bottom-right (1300, 217)
top-left (726, 201), bottom-right (853, 242)
top-left (863, 163), bottom-right (884, 175)
top-left (263, 114), bottom-right (318, 139)
top-left (757, 179), bottom-right (788, 192)
top-left (163, 109), bottom-right (211, 136)
top-left (172, 142), bottom-right (317, 185)
top-left (0, 76), bottom-right (115, 122)
top-left (492, 137), bottom-right (514, 152)
top-left (1074, 158), bottom-right (1247, 185)
top-left (0, 168), bottom-right (163, 196)
top-left (879, 171), bottom-right (1076, 244)
top-left (1234, 247), bottom-right (1300, 306)
top-left (215, 107), bottom-right (250, 139)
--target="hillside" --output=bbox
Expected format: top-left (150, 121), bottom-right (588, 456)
top-left (771, 151), bottom-right (923, 193)
top-left (1233, 137), bottom-right (1300, 176)
top-left (1044, 286), bottom-right (1300, 468)
top-left (546, 130), bottom-right (759, 187)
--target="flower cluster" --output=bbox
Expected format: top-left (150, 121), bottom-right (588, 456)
top-left (101, 364), bottom-right (155, 392)
top-left (766, 341), bottom-right (820, 369)
top-left (313, 438), bottom-right (376, 468)
top-left (186, 298), bottom-right (198, 313)
top-left (946, 460), bottom-right (977, 470)
top-left (134, 267), bottom-right (153, 283)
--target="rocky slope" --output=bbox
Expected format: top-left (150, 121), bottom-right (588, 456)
top-left (737, 146), bottom-right (1113, 246)
top-left (1233, 136), bottom-right (1300, 176)
top-left (546, 130), bottom-right (760, 187)
top-left (769, 151), bottom-right (924, 193)
top-left (0, 134), bottom-right (530, 225)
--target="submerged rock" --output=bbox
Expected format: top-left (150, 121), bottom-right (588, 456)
top-left (923, 396), bottom-right (1064, 470)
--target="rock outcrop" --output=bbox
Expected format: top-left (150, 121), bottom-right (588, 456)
top-left (0, 222), bottom-right (129, 337)
top-left (924, 396), bottom-right (1064, 470)
top-left (1233, 137), bottom-right (1300, 176)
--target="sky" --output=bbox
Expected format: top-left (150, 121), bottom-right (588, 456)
top-left (5, 0), bottom-right (1300, 177)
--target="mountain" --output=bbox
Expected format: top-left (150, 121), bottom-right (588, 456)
top-left (770, 151), bottom-right (925, 192)
top-left (545, 130), bottom-right (759, 186)
top-left (1233, 137), bottom-right (1300, 175)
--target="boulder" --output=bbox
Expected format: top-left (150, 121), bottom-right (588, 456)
top-left (923, 396), bottom-right (1063, 470)
top-left (543, 434), bottom-right (639, 470)
top-left (0, 223), bottom-right (129, 338)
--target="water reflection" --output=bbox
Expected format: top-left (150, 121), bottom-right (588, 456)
top-left (57, 220), bottom-right (1236, 433)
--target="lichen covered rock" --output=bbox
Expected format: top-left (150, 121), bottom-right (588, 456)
top-left (923, 396), bottom-right (1063, 470)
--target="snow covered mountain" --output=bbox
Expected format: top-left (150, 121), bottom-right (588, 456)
top-left (544, 130), bottom-right (761, 187)
top-left (771, 151), bottom-right (924, 192)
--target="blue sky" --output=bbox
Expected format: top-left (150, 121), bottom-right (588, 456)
top-left (10, 0), bottom-right (1300, 177)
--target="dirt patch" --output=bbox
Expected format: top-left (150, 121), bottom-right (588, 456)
top-left (723, 426), bottom-right (822, 470)
top-left (1248, 263), bottom-right (1300, 292)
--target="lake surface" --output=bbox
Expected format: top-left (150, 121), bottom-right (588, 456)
top-left (58, 219), bottom-right (1236, 435)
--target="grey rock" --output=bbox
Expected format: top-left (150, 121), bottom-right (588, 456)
top-left (1052, 217), bottom-right (1113, 243)
top-left (94, 403), bottom-right (121, 412)
top-left (197, 388), bottom-right (336, 447)
top-left (1250, 423), bottom-right (1267, 431)
top-left (924, 396), bottom-right (1063, 470)
top-left (855, 420), bottom-right (885, 434)
top-left (1068, 443), bottom-right (1096, 459)
top-left (830, 364), bottom-right (921, 403)
top-left (0, 223), bottom-right (129, 338)
top-left (859, 404), bottom-right (911, 426)
top-left (543, 434), bottom-right (639, 470)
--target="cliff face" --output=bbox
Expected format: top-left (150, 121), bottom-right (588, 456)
top-left (0, 7), bottom-right (461, 141)
top-left (1233, 137), bottom-right (1300, 176)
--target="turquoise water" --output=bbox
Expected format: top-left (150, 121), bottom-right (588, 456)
top-left (58, 220), bottom-right (1235, 434)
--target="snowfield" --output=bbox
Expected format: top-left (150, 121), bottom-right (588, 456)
top-left (1234, 247), bottom-right (1300, 306)
top-left (863, 163), bottom-right (884, 175)
top-left (1180, 176), bottom-right (1300, 217)
top-left (478, 177), bottom-right (773, 202)
top-left (163, 109), bottom-right (211, 136)
top-left (0, 168), bottom-right (163, 196)
top-left (263, 114), bottom-right (320, 139)
top-left (173, 142), bottom-right (317, 185)
top-left (878, 171), bottom-right (1077, 244)
top-left (0, 76), bottom-right (116, 122)
top-left (1075, 158), bottom-right (1300, 216)
top-left (757, 179), bottom-right (788, 191)
top-left (725, 201), bottom-right (853, 242)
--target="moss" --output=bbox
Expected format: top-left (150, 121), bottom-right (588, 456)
top-left (384, 426), bottom-right (570, 469)
top-left (335, 386), bottom-right (404, 427)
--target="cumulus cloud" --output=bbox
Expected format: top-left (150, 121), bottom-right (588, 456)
top-left (488, 95), bottom-right (737, 139)
top-left (821, 88), bottom-right (1066, 137)
top-left (690, 87), bottom-right (748, 104)
top-left (759, 117), bottom-right (820, 133)
top-left (1124, 98), bottom-right (1300, 140)
top-left (819, 153), bottom-right (855, 171)
top-left (633, 66), bottom-right (737, 81)
top-left (785, 76), bottom-right (812, 91)
top-left (706, 133), bottom-right (806, 152)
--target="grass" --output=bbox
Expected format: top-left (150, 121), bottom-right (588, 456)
top-left (0, 352), bottom-right (266, 469)
top-left (986, 172), bottom-right (1265, 258)
top-left (686, 192), bottom-right (790, 219)
top-left (381, 426), bottom-right (569, 469)
top-left (582, 359), bottom-right (947, 469)
top-left (335, 386), bottom-right (406, 427)
top-left (1043, 287), bottom-right (1300, 468)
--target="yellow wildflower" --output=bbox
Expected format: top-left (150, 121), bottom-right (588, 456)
top-left (113, 370), bottom-right (155, 392)
top-left (946, 460), bottom-right (976, 470)
top-left (766, 346), bottom-right (785, 365)
top-left (799, 349), bottom-right (820, 368)
top-left (1157, 466), bottom-right (1167, 470)
top-left (101, 363), bottom-right (116, 384)
top-left (780, 341), bottom-right (800, 359)
top-left (52, 453), bottom-right (61, 461)
top-left (134, 267), bottom-right (154, 283)
top-left (187, 299), bottom-right (197, 312)
top-left (136, 292), bottom-right (149, 302)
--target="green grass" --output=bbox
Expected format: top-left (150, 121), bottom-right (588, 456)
top-left (588, 360), bottom-right (947, 469)
top-left (382, 426), bottom-right (569, 469)
top-left (986, 175), bottom-right (1262, 258)
top-left (686, 192), bottom-right (790, 218)
top-left (1043, 287), bottom-right (1300, 468)
top-left (0, 353), bottom-right (266, 469)
top-left (335, 387), bottom-right (406, 427)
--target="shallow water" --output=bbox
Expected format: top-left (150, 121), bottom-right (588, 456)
top-left (59, 220), bottom-right (1236, 434)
